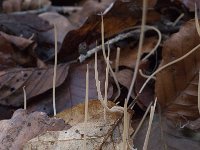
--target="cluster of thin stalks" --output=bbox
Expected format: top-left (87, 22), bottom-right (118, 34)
top-left (19, 1), bottom-right (200, 150)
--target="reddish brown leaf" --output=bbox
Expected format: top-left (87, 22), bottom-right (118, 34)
top-left (58, 0), bottom-right (142, 62)
top-left (155, 20), bottom-right (200, 122)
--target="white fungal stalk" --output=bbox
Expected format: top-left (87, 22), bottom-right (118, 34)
top-left (101, 13), bottom-right (121, 101)
top-left (104, 45), bottom-right (110, 121)
top-left (94, 51), bottom-right (124, 113)
top-left (132, 101), bottom-right (153, 139)
top-left (23, 86), bottom-right (27, 110)
top-left (143, 98), bottom-right (157, 150)
top-left (126, 0), bottom-right (148, 103)
top-left (84, 64), bottom-right (89, 150)
top-left (53, 24), bottom-right (58, 116)
top-left (115, 47), bottom-right (121, 72)
top-left (122, 99), bottom-right (128, 150)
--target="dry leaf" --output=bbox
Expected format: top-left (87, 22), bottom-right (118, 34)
top-left (0, 109), bottom-right (65, 150)
top-left (155, 20), bottom-right (200, 122)
top-left (0, 64), bottom-right (69, 107)
top-left (133, 115), bottom-right (200, 150)
top-left (24, 100), bottom-right (134, 150)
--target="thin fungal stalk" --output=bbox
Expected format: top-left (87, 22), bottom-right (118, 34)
top-left (131, 101), bottom-right (153, 138)
top-left (139, 69), bottom-right (156, 80)
top-left (126, 0), bottom-right (148, 103)
top-left (23, 86), bottom-right (27, 110)
top-left (104, 45), bottom-right (110, 121)
top-left (122, 99), bottom-right (128, 150)
top-left (101, 13), bottom-right (121, 101)
top-left (94, 52), bottom-right (124, 113)
top-left (115, 47), bottom-right (121, 72)
top-left (84, 65), bottom-right (89, 150)
top-left (172, 13), bottom-right (184, 26)
top-left (143, 98), bottom-right (157, 150)
top-left (141, 26), bottom-right (162, 62)
top-left (53, 24), bottom-right (58, 116)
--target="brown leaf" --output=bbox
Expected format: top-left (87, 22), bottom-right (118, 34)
top-left (155, 20), bottom-right (200, 122)
top-left (0, 64), bottom-right (69, 107)
top-left (58, 0), bottom-right (142, 62)
top-left (0, 109), bottom-right (65, 150)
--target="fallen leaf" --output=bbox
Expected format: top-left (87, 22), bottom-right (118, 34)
top-left (155, 19), bottom-right (200, 122)
top-left (24, 100), bottom-right (134, 150)
top-left (133, 115), bottom-right (200, 150)
top-left (58, 0), bottom-right (142, 62)
top-left (0, 63), bottom-right (69, 107)
top-left (0, 109), bottom-right (65, 150)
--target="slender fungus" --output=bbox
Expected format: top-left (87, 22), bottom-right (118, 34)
top-left (143, 98), bottom-right (157, 150)
top-left (131, 102), bottom-right (153, 138)
top-left (126, 0), bottom-right (147, 103)
top-left (23, 86), bottom-right (27, 110)
top-left (84, 64), bottom-right (89, 150)
top-left (115, 47), bottom-right (120, 72)
top-left (94, 51), bottom-right (124, 113)
top-left (53, 24), bottom-right (58, 116)
top-left (172, 13), bottom-right (184, 27)
top-left (101, 13), bottom-right (121, 101)
top-left (122, 99), bottom-right (128, 150)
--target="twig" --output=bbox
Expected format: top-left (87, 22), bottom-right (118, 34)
top-left (53, 24), bottom-right (58, 116)
top-left (143, 98), bottom-right (157, 150)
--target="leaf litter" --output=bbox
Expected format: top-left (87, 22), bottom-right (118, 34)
top-left (0, 0), bottom-right (200, 149)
